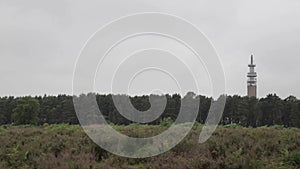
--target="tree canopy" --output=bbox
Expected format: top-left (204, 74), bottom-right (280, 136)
top-left (12, 97), bottom-right (40, 125)
top-left (0, 93), bottom-right (299, 127)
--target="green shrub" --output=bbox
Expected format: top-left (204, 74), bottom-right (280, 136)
top-left (0, 126), bottom-right (5, 133)
top-left (223, 123), bottom-right (242, 129)
top-left (270, 125), bottom-right (285, 130)
top-left (160, 117), bottom-right (173, 127)
top-left (283, 152), bottom-right (300, 167)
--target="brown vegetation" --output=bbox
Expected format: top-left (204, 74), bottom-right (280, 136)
top-left (0, 124), bottom-right (300, 169)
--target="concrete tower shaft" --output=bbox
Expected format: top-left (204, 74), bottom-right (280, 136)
top-left (247, 55), bottom-right (257, 97)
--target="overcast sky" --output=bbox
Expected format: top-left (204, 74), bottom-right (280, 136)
top-left (0, 0), bottom-right (300, 98)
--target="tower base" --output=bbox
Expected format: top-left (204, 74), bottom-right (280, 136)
top-left (247, 85), bottom-right (257, 97)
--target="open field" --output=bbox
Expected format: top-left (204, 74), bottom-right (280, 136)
top-left (0, 124), bottom-right (300, 169)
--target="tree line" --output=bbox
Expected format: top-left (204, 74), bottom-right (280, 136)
top-left (0, 93), bottom-right (299, 128)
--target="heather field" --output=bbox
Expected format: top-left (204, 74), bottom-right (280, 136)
top-left (0, 124), bottom-right (300, 169)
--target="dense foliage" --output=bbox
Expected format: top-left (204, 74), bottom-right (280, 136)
top-left (0, 124), bottom-right (299, 169)
top-left (0, 93), bottom-right (299, 128)
top-left (12, 97), bottom-right (40, 125)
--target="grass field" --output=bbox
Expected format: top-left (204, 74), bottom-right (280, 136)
top-left (0, 124), bottom-right (300, 169)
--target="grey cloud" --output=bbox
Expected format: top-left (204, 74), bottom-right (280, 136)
top-left (0, 0), bottom-right (299, 98)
